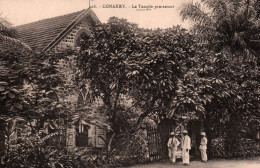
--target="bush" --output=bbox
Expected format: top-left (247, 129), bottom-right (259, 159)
top-left (2, 130), bottom-right (87, 168)
top-left (211, 137), bottom-right (260, 158)
top-left (2, 127), bottom-right (150, 168)
top-left (115, 129), bottom-right (150, 166)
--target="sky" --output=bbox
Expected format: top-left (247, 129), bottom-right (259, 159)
top-left (0, 0), bottom-right (192, 29)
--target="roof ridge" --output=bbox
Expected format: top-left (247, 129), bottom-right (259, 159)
top-left (43, 8), bottom-right (94, 51)
top-left (15, 8), bottom-right (100, 51)
top-left (15, 9), bottom-right (86, 28)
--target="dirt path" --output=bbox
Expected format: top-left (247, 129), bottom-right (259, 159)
top-left (124, 158), bottom-right (260, 168)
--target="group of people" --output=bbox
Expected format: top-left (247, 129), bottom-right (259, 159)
top-left (167, 130), bottom-right (207, 166)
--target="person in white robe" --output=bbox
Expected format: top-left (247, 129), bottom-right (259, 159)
top-left (167, 132), bottom-right (180, 164)
top-left (199, 132), bottom-right (208, 162)
top-left (182, 130), bottom-right (191, 166)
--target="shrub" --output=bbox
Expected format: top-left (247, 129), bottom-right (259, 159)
top-left (211, 137), bottom-right (260, 158)
top-left (115, 129), bottom-right (150, 166)
top-left (2, 129), bottom-right (88, 168)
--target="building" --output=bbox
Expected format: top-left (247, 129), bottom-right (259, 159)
top-left (16, 8), bottom-right (99, 51)
top-left (16, 8), bottom-right (106, 149)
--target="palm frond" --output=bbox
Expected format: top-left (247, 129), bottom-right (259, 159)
top-left (234, 3), bottom-right (250, 20)
top-left (0, 17), bottom-right (32, 51)
top-left (253, 0), bottom-right (260, 17)
top-left (0, 34), bottom-right (32, 51)
top-left (233, 31), bottom-right (247, 49)
top-left (194, 33), bottom-right (210, 45)
top-left (193, 22), bottom-right (215, 34)
top-left (201, 0), bottom-right (228, 17)
top-left (180, 1), bottom-right (213, 26)
top-left (192, 23), bottom-right (218, 46)
top-left (201, 0), bottom-right (218, 8)
top-left (0, 18), bottom-right (17, 38)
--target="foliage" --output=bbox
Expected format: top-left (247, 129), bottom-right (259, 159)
top-left (0, 47), bottom-right (102, 167)
top-left (127, 26), bottom-right (198, 127)
top-left (78, 17), bottom-right (200, 131)
top-left (0, 43), bottom-right (78, 167)
top-left (0, 17), bottom-right (31, 50)
top-left (118, 130), bottom-right (149, 166)
top-left (77, 15), bottom-right (260, 159)
top-left (180, 0), bottom-right (260, 54)
top-left (211, 137), bottom-right (260, 158)
top-left (1, 31), bottom-right (83, 166)
top-left (0, 48), bottom-right (76, 131)
top-left (4, 131), bottom-right (59, 167)
top-left (180, 0), bottom-right (260, 158)
top-left (82, 130), bottom-right (149, 167)
top-left (77, 17), bottom-right (141, 151)
top-left (3, 126), bottom-right (87, 168)
top-left (1, 7), bottom-right (259, 167)
top-left (1, 16), bottom-right (115, 166)
top-left (71, 105), bottom-right (111, 131)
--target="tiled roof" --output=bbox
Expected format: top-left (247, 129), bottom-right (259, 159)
top-left (15, 9), bottom-right (86, 51)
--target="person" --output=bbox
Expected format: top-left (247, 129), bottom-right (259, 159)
top-left (182, 130), bottom-right (191, 166)
top-left (167, 132), bottom-right (180, 164)
top-left (199, 132), bottom-right (208, 162)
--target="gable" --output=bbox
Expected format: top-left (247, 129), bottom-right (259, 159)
top-left (15, 8), bottom-right (100, 51)
top-left (51, 14), bottom-right (93, 51)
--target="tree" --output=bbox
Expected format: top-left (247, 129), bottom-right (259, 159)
top-left (1, 15), bottom-right (113, 165)
top-left (180, 0), bottom-right (260, 55)
top-left (125, 26), bottom-right (202, 157)
top-left (77, 17), bottom-right (203, 158)
top-left (0, 29), bottom-right (80, 165)
top-left (0, 17), bottom-right (31, 50)
top-left (0, 48), bottom-right (64, 165)
top-left (126, 26), bottom-right (198, 128)
top-left (180, 0), bottom-right (260, 157)
top-left (77, 17), bottom-right (139, 151)
top-left (0, 16), bottom-right (33, 160)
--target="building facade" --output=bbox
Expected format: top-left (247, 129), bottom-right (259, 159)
top-left (16, 8), bottom-right (106, 149)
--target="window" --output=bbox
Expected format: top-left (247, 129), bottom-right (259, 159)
top-left (73, 29), bottom-right (91, 50)
top-left (75, 32), bottom-right (89, 47)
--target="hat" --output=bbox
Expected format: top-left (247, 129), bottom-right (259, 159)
top-left (170, 132), bottom-right (175, 136)
top-left (183, 130), bottom-right (188, 134)
top-left (201, 132), bottom-right (206, 136)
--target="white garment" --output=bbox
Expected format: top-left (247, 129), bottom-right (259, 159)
top-left (167, 137), bottom-right (180, 163)
top-left (200, 149), bottom-right (207, 162)
top-left (199, 137), bottom-right (208, 161)
top-left (199, 137), bottom-right (207, 149)
top-left (167, 137), bottom-right (180, 150)
top-left (182, 135), bottom-right (191, 164)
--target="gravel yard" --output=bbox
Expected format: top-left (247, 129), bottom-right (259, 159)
top-left (124, 157), bottom-right (260, 168)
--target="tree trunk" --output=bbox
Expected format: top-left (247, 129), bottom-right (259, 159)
top-left (224, 114), bottom-right (242, 158)
top-left (158, 118), bottom-right (172, 159)
top-left (107, 132), bottom-right (115, 152)
top-left (204, 115), bottom-right (213, 159)
top-left (0, 120), bottom-right (5, 165)
top-left (136, 97), bottom-right (156, 131)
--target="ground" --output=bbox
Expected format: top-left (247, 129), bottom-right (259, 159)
top-left (124, 157), bottom-right (260, 168)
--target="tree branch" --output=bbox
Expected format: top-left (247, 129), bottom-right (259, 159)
top-left (107, 132), bottom-right (115, 152)
top-left (135, 97), bottom-right (156, 131)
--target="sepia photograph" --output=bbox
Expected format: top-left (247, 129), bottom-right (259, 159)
top-left (0, 0), bottom-right (259, 167)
